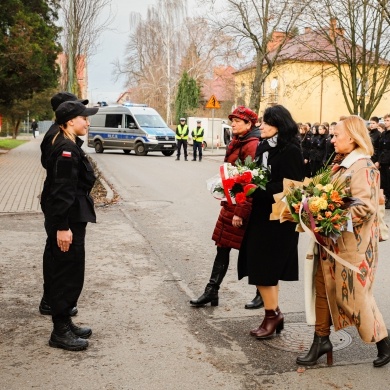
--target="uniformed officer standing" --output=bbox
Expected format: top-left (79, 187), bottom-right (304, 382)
top-left (176, 117), bottom-right (189, 161)
top-left (39, 92), bottom-right (88, 318)
top-left (376, 114), bottom-right (390, 209)
top-left (43, 101), bottom-right (98, 351)
top-left (191, 120), bottom-right (204, 161)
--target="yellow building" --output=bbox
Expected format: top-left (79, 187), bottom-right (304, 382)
top-left (234, 27), bottom-right (390, 123)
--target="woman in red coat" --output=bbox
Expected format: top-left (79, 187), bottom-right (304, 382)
top-left (190, 106), bottom-right (262, 308)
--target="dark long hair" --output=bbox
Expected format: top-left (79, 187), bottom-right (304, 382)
top-left (263, 105), bottom-right (300, 148)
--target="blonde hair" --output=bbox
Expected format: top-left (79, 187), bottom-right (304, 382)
top-left (52, 123), bottom-right (76, 144)
top-left (340, 115), bottom-right (373, 156)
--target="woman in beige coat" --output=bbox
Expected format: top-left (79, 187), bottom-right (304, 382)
top-left (297, 115), bottom-right (390, 367)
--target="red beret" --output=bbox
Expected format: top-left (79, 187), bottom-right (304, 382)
top-left (228, 106), bottom-right (258, 126)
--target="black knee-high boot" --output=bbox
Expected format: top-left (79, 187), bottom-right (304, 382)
top-left (190, 247), bottom-right (230, 307)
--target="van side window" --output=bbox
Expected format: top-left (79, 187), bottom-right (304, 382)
top-left (105, 114), bottom-right (123, 128)
top-left (125, 115), bottom-right (137, 129)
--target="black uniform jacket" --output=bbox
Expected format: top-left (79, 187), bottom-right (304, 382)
top-left (378, 130), bottom-right (390, 165)
top-left (43, 133), bottom-right (96, 231)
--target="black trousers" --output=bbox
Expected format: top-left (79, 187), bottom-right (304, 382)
top-left (380, 164), bottom-right (390, 199)
top-left (176, 140), bottom-right (188, 158)
top-left (193, 141), bottom-right (202, 160)
top-left (48, 222), bottom-right (87, 322)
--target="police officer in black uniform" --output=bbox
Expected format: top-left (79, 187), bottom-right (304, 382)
top-left (376, 114), bottom-right (390, 209)
top-left (43, 101), bottom-right (98, 351)
top-left (39, 92), bottom-right (88, 317)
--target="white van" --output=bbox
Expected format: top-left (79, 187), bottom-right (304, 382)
top-left (88, 104), bottom-right (177, 156)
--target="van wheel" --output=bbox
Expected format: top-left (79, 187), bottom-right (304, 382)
top-left (123, 149), bottom-right (131, 154)
top-left (94, 140), bottom-right (104, 153)
top-left (202, 141), bottom-right (207, 151)
top-left (134, 142), bottom-right (148, 156)
top-left (162, 150), bottom-right (174, 156)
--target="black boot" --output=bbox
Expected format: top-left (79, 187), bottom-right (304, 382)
top-left (386, 199), bottom-right (390, 210)
top-left (69, 318), bottom-right (92, 339)
top-left (39, 297), bottom-right (78, 317)
top-left (374, 336), bottom-right (390, 367)
top-left (190, 247), bottom-right (230, 307)
top-left (296, 333), bottom-right (333, 366)
top-left (245, 290), bottom-right (264, 309)
top-left (175, 156), bottom-right (180, 161)
top-left (49, 319), bottom-right (88, 351)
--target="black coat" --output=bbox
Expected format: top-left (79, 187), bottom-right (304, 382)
top-left (43, 133), bottom-right (96, 231)
top-left (377, 130), bottom-right (390, 165)
top-left (369, 129), bottom-right (381, 163)
top-left (237, 141), bottom-right (304, 286)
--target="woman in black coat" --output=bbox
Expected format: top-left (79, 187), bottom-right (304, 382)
top-left (237, 105), bottom-right (304, 339)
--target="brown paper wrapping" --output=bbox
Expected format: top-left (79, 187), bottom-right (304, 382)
top-left (270, 177), bottom-right (312, 225)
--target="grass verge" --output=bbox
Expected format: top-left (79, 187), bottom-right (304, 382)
top-left (0, 139), bottom-right (28, 149)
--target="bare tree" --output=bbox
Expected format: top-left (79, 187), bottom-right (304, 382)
top-left (208, 0), bottom-right (311, 112)
top-left (302, 0), bottom-right (390, 118)
top-left (59, 0), bottom-right (113, 97)
top-left (117, 1), bottom-right (236, 123)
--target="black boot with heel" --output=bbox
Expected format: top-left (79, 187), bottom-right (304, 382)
top-left (190, 247), bottom-right (230, 307)
top-left (296, 333), bottom-right (333, 366)
top-left (244, 290), bottom-right (264, 309)
top-left (374, 336), bottom-right (390, 367)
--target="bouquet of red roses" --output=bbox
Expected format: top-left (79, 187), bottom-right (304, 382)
top-left (207, 156), bottom-right (269, 205)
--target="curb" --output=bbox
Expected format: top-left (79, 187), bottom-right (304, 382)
top-left (99, 177), bottom-right (114, 202)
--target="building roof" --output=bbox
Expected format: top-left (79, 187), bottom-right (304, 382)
top-left (235, 25), bottom-right (388, 74)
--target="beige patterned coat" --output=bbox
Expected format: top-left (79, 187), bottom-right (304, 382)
top-left (321, 150), bottom-right (388, 343)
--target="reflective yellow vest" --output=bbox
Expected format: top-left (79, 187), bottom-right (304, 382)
top-left (192, 127), bottom-right (204, 142)
top-left (176, 124), bottom-right (189, 140)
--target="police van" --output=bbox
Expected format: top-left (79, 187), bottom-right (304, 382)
top-left (87, 104), bottom-right (177, 156)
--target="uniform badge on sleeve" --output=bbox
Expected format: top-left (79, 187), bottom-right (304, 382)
top-left (62, 151), bottom-right (72, 158)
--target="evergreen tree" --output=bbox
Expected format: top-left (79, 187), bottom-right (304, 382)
top-left (175, 71), bottom-right (200, 124)
top-left (0, 0), bottom-right (61, 136)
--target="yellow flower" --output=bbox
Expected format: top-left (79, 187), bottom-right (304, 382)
top-left (315, 184), bottom-right (323, 190)
top-left (317, 198), bottom-right (328, 210)
top-left (309, 197), bottom-right (328, 213)
top-left (323, 183), bottom-right (334, 192)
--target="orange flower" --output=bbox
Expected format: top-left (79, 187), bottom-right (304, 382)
top-left (317, 214), bottom-right (324, 221)
top-left (330, 190), bottom-right (343, 203)
top-left (333, 224), bottom-right (341, 230)
top-left (331, 214), bottom-right (341, 222)
top-left (293, 202), bottom-right (301, 213)
top-left (321, 193), bottom-right (328, 199)
top-left (325, 211), bottom-right (332, 218)
top-left (328, 203), bottom-right (335, 211)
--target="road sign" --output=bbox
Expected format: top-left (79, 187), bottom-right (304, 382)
top-left (205, 94), bottom-right (221, 109)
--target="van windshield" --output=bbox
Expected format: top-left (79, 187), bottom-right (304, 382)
top-left (134, 114), bottom-right (166, 128)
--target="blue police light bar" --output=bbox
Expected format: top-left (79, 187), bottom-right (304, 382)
top-left (122, 102), bottom-right (148, 107)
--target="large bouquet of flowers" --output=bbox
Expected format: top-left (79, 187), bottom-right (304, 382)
top-left (271, 167), bottom-right (362, 243)
top-left (207, 156), bottom-right (269, 205)
top-left (284, 168), bottom-right (354, 242)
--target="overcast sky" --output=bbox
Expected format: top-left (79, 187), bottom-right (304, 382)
top-left (88, 0), bottom-right (201, 105)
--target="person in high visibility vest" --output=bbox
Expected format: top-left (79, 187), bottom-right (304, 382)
top-left (191, 120), bottom-right (204, 161)
top-left (175, 117), bottom-right (189, 161)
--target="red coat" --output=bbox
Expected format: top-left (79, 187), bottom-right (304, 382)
top-left (212, 129), bottom-right (259, 249)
